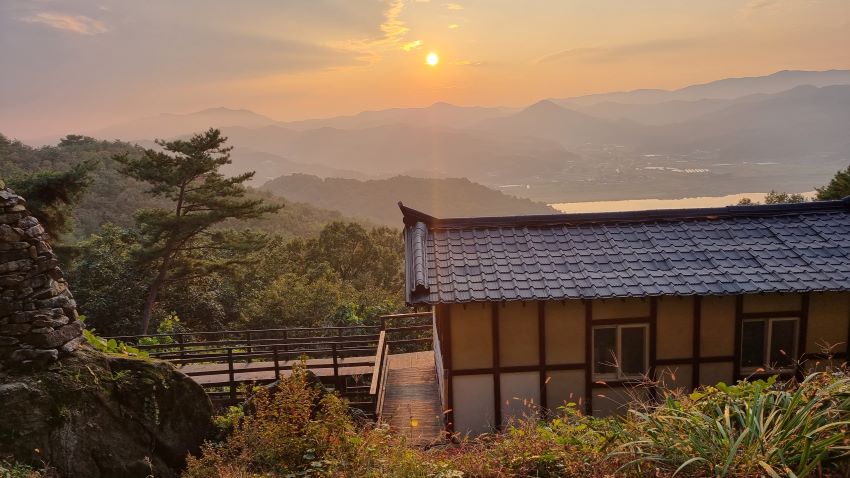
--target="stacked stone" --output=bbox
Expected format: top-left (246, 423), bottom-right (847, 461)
top-left (0, 178), bottom-right (83, 369)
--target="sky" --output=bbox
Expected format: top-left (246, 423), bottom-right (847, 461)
top-left (1, 0), bottom-right (849, 141)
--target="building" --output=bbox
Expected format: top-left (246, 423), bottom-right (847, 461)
top-left (400, 199), bottom-right (850, 435)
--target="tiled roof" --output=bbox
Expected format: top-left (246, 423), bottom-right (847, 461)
top-left (400, 198), bottom-right (850, 305)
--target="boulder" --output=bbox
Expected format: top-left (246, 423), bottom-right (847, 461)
top-left (0, 347), bottom-right (213, 478)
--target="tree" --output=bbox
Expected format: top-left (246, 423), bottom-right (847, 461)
top-left (7, 160), bottom-right (96, 239)
top-left (68, 225), bottom-right (150, 335)
top-left (114, 128), bottom-right (280, 333)
top-left (816, 165), bottom-right (850, 200)
top-left (737, 190), bottom-right (806, 206)
top-left (58, 134), bottom-right (97, 147)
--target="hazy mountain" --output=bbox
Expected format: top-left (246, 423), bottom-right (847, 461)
top-left (642, 84), bottom-right (850, 161)
top-left (227, 122), bottom-right (581, 184)
top-left (91, 107), bottom-right (279, 141)
top-left (566, 94), bottom-right (769, 125)
top-left (557, 69), bottom-right (850, 106)
top-left (224, 148), bottom-right (371, 185)
top-left (281, 102), bottom-right (513, 131)
top-left (262, 174), bottom-right (557, 226)
top-left (475, 100), bottom-right (646, 148)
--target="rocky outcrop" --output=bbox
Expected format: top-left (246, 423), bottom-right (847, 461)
top-left (0, 179), bottom-right (213, 477)
top-left (0, 179), bottom-right (82, 370)
top-left (0, 348), bottom-right (213, 478)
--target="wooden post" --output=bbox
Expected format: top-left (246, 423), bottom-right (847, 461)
top-left (178, 333), bottom-right (186, 361)
top-left (492, 303), bottom-right (502, 431)
top-left (246, 331), bottom-right (253, 364)
top-left (381, 315), bottom-right (387, 331)
top-left (584, 300), bottom-right (593, 416)
top-left (537, 301), bottom-right (547, 414)
top-left (227, 347), bottom-right (236, 402)
top-left (273, 345), bottom-right (281, 381)
top-left (332, 343), bottom-right (341, 392)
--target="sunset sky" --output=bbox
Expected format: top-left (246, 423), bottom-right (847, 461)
top-left (1, 0), bottom-right (849, 141)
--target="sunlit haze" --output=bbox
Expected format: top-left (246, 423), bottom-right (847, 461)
top-left (1, 0), bottom-right (849, 141)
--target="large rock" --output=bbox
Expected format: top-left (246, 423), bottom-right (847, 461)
top-left (0, 347), bottom-right (213, 478)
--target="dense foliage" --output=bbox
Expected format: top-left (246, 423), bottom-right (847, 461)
top-left (817, 165), bottom-right (850, 200)
top-left (185, 368), bottom-right (850, 478)
top-left (1, 132), bottom-right (405, 337)
top-left (0, 133), bottom-right (348, 242)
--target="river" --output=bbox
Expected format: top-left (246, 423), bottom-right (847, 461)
top-left (550, 191), bottom-right (817, 214)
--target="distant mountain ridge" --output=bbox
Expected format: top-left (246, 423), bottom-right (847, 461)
top-left (91, 107), bottom-right (279, 141)
top-left (554, 69), bottom-right (850, 106)
top-left (262, 174), bottom-right (557, 226)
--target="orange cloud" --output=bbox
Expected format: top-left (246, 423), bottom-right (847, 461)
top-left (22, 12), bottom-right (107, 35)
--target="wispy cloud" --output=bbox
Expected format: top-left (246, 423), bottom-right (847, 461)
top-left (402, 39), bottom-right (422, 51)
top-left (448, 23), bottom-right (460, 29)
top-left (737, 0), bottom-right (784, 18)
top-left (445, 3), bottom-right (464, 10)
top-left (22, 11), bottom-right (107, 35)
top-left (537, 37), bottom-right (704, 64)
top-left (329, 0), bottom-right (413, 62)
top-left (450, 59), bottom-right (483, 66)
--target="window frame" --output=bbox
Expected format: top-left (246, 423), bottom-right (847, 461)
top-left (739, 317), bottom-right (799, 375)
top-left (592, 323), bottom-right (649, 381)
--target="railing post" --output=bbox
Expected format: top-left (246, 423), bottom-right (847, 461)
top-left (227, 347), bottom-right (236, 402)
top-left (282, 329), bottom-right (288, 355)
top-left (332, 343), bottom-right (341, 392)
top-left (246, 331), bottom-right (253, 364)
top-left (272, 345), bottom-right (280, 381)
top-left (380, 316), bottom-right (386, 331)
top-left (178, 333), bottom-right (186, 361)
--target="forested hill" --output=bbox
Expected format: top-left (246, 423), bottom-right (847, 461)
top-left (0, 134), bottom-right (347, 241)
top-left (262, 174), bottom-right (557, 226)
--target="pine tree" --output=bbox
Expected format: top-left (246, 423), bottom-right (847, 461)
top-left (114, 128), bottom-right (280, 334)
top-left (7, 159), bottom-right (96, 239)
top-left (816, 165), bottom-right (850, 200)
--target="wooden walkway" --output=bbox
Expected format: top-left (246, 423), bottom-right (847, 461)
top-left (380, 351), bottom-right (444, 446)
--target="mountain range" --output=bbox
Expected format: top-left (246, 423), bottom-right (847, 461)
top-left (82, 69), bottom-right (850, 203)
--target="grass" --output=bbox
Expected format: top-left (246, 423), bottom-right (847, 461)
top-left (183, 365), bottom-right (850, 477)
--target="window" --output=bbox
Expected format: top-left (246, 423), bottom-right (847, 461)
top-left (740, 318), bottom-right (798, 373)
top-left (592, 324), bottom-right (648, 380)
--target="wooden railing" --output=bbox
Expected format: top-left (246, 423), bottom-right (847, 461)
top-left (109, 314), bottom-right (435, 416)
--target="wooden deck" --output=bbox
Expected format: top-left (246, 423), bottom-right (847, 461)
top-left (380, 351), bottom-right (444, 446)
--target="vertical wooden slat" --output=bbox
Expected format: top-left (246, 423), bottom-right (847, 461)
top-left (649, 297), bottom-right (658, 401)
top-left (692, 296), bottom-right (702, 390)
top-left (492, 302), bottom-right (502, 430)
top-left (538, 301), bottom-right (547, 414)
top-left (796, 293), bottom-right (810, 381)
top-left (442, 304), bottom-right (454, 434)
top-left (584, 300), bottom-right (593, 416)
top-left (734, 295), bottom-right (743, 381)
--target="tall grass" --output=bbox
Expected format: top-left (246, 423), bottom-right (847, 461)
top-left (614, 373), bottom-right (850, 477)
top-left (184, 367), bottom-right (850, 477)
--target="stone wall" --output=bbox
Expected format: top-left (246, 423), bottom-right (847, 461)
top-left (0, 179), bottom-right (83, 369)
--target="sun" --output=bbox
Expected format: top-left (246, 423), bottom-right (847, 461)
top-left (426, 52), bottom-right (440, 66)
